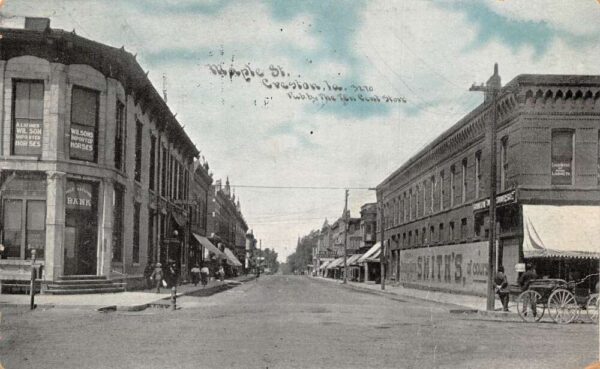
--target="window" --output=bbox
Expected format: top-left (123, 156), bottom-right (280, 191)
top-left (421, 227), bottom-right (426, 244)
top-left (393, 199), bottom-right (397, 225)
top-left (450, 165), bottom-right (456, 207)
top-left (449, 221), bottom-right (455, 241)
top-left (2, 199), bottom-right (46, 259)
top-left (408, 231), bottom-right (412, 246)
top-left (133, 202), bottom-right (140, 264)
top-left (461, 159), bottom-right (467, 203)
top-left (70, 87), bottom-right (98, 162)
top-left (160, 146), bottom-right (167, 197)
top-left (112, 186), bottom-right (124, 262)
top-left (429, 225), bottom-right (435, 244)
top-left (149, 135), bottom-right (156, 191)
top-left (403, 193), bottom-right (407, 222)
top-left (408, 189), bottom-right (413, 220)
top-left (134, 121), bottom-right (143, 182)
top-left (422, 182), bottom-right (427, 216)
top-left (12, 80), bottom-right (44, 156)
top-left (415, 229), bottom-right (419, 245)
top-left (460, 218), bottom-right (468, 240)
top-left (551, 130), bottom-right (574, 185)
top-left (500, 136), bottom-right (508, 191)
top-left (430, 177), bottom-right (435, 213)
top-left (148, 210), bottom-right (155, 263)
top-left (439, 223), bottom-right (444, 243)
top-left (475, 151), bottom-right (482, 198)
top-left (114, 101), bottom-right (126, 170)
top-left (439, 171), bottom-right (445, 211)
top-left (415, 186), bottom-right (420, 218)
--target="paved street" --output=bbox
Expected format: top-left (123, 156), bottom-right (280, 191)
top-left (1, 275), bottom-right (597, 369)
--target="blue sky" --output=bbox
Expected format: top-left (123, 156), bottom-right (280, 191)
top-left (2, 0), bottom-right (599, 259)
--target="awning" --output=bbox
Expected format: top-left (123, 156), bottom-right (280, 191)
top-left (223, 247), bottom-right (243, 267)
top-left (358, 242), bottom-right (381, 263)
top-left (326, 257), bottom-right (345, 269)
top-left (523, 205), bottom-right (600, 259)
top-left (347, 253), bottom-right (363, 266)
top-left (319, 260), bottom-right (332, 270)
top-left (192, 233), bottom-right (225, 258)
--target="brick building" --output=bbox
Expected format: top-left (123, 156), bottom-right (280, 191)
top-left (0, 18), bottom-right (205, 292)
top-left (377, 67), bottom-right (600, 295)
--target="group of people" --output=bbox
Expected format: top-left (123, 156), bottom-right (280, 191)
top-left (493, 263), bottom-right (543, 312)
top-left (144, 262), bottom-right (226, 293)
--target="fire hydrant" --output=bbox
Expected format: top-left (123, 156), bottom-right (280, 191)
top-left (170, 286), bottom-right (177, 311)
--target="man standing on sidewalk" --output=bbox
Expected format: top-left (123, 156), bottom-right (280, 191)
top-left (494, 266), bottom-right (510, 312)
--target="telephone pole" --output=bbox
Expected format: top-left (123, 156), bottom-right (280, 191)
top-left (469, 63), bottom-right (501, 311)
top-left (342, 189), bottom-right (349, 284)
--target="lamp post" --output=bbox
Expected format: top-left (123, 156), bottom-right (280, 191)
top-left (469, 63), bottom-right (501, 311)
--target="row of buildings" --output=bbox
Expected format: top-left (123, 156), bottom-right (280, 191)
top-left (313, 66), bottom-right (600, 296)
top-left (0, 18), bottom-right (257, 293)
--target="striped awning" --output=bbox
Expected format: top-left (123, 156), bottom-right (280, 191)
top-left (358, 242), bottom-right (381, 264)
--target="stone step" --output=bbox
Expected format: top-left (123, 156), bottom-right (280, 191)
top-left (51, 279), bottom-right (114, 286)
top-left (46, 282), bottom-right (126, 290)
top-left (44, 286), bottom-right (126, 295)
top-left (58, 275), bottom-right (107, 281)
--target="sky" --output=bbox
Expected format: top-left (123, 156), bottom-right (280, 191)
top-left (1, 0), bottom-right (599, 261)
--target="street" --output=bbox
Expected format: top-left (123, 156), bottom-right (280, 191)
top-left (1, 275), bottom-right (597, 369)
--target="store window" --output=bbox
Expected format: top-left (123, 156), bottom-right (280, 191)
top-left (114, 101), bottom-right (126, 171)
top-left (12, 80), bottom-right (44, 156)
top-left (551, 129), bottom-right (574, 185)
top-left (70, 86), bottom-right (98, 162)
top-left (2, 199), bottom-right (46, 259)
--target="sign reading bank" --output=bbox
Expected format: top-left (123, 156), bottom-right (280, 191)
top-left (399, 241), bottom-right (489, 295)
top-left (65, 181), bottom-right (93, 210)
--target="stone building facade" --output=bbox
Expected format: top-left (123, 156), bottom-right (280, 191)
top-left (377, 68), bottom-right (600, 295)
top-left (0, 19), bottom-right (203, 290)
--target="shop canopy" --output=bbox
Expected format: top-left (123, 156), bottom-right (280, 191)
top-left (319, 260), bottom-right (332, 270)
top-left (192, 233), bottom-right (226, 259)
top-left (326, 257), bottom-right (345, 269)
top-left (358, 242), bottom-right (381, 263)
top-left (522, 205), bottom-right (600, 259)
top-left (223, 247), bottom-right (243, 267)
top-left (346, 253), bottom-right (364, 266)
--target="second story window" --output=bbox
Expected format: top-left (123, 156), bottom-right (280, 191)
top-left (70, 86), bottom-right (98, 162)
top-left (475, 151), bottom-right (482, 198)
top-left (114, 101), bottom-right (125, 170)
top-left (13, 80), bottom-right (44, 156)
top-left (551, 129), bottom-right (574, 185)
top-left (439, 171), bottom-right (445, 211)
top-left (134, 121), bottom-right (143, 182)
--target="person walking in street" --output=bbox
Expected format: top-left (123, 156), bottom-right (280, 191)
top-left (200, 264), bottom-right (209, 287)
top-left (191, 264), bottom-right (201, 286)
top-left (218, 265), bottom-right (225, 282)
top-left (167, 262), bottom-right (178, 287)
top-left (494, 266), bottom-right (510, 312)
top-left (150, 263), bottom-right (164, 293)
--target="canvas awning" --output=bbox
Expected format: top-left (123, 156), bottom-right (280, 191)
top-left (319, 260), bottom-right (332, 270)
top-left (347, 253), bottom-right (363, 266)
top-left (223, 247), bottom-right (243, 267)
top-left (522, 205), bottom-right (600, 259)
top-left (326, 257), bottom-right (345, 269)
top-left (358, 242), bottom-right (381, 263)
top-left (192, 233), bottom-right (225, 258)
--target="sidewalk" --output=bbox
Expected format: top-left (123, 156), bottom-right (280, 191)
top-left (316, 276), bottom-right (519, 319)
top-left (0, 274), bottom-right (256, 311)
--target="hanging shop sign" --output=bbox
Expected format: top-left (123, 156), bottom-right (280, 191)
top-left (318, 251), bottom-right (339, 258)
top-left (13, 119), bottom-right (42, 156)
top-left (65, 181), bottom-right (93, 210)
top-left (399, 241), bottom-right (489, 295)
top-left (472, 190), bottom-right (516, 211)
top-left (70, 123), bottom-right (95, 161)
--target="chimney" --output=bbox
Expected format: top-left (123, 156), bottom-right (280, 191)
top-left (24, 17), bottom-right (50, 32)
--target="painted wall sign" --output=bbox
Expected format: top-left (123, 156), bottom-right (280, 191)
top-left (65, 181), bottom-right (93, 210)
top-left (551, 161), bottom-right (572, 184)
top-left (70, 123), bottom-right (95, 161)
top-left (13, 119), bottom-right (43, 155)
top-left (399, 241), bottom-right (489, 295)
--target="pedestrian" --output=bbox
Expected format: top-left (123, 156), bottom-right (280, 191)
top-left (144, 262), bottom-right (154, 290)
top-left (191, 264), bottom-right (201, 286)
top-left (200, 264), bottom-right (209, 287)
top-left (218, 265), bottom-right (225, 282)
top-left (150, 263), bottom-right (164, 293)
top-left (167, 262), bottom-right (178, 287)
top-left (494, 266), bottom-right (510, 312)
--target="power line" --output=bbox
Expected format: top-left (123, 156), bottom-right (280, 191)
top-left (230, 184), bottom-right (374, 190)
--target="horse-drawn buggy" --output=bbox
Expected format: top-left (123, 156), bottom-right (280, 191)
top-left (516, 277), bottom-right (598, 324)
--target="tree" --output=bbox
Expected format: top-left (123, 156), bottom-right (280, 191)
top-left (286, 229), bottom-right (319, 274)
top-left (257, 247), bottom-right (279, 274)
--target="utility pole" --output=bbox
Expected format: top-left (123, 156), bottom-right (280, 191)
top-left (469, 63), bottom-right (500, 311)
top-left (380, 200), bottom-right (385, 291)
top-left (342, 189), bottom-right (349, 284)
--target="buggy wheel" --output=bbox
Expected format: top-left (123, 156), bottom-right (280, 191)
top-left (548, 289), bottom-right (578, 324)
top-left (586, 294), bottom-right (599, 323)
top-left (517, 290), bottom-right (545, 322)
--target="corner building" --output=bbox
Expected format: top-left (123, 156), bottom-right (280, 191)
top-left (377, 69), bottom-right (600, 296)
top-left (0, 19), bottom-right (201, 290)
